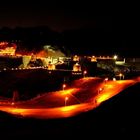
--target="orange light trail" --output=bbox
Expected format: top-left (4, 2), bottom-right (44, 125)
top-left (0, 78), bottom-right (138, 119)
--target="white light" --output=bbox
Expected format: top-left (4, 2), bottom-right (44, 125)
top-left (113, 78), bottom-right (116, 81)
top-left (113, 55), bottom-right (117, 60)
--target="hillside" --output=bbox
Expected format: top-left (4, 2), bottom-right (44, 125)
top-left (0, 83), bottom-right (140, 139)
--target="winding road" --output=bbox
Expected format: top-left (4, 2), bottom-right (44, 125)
top-left (0, 77), bottom-right (138, 119)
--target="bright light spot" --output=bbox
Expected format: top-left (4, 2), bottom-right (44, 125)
top-left (113, 55), bottom-right (118, 60)
top-left (73, 63), bottom-right (81, 71)
top-left (97, 94), bottom-right (110, 104)
top-left (91, 56), bottom-right (97, 62)
top-left (61, 105), bottom-right (77, 112)
top-left (63, 84), bottom-right (66, 89)
top-left (10, 108), bottom-right (25, 114)
top-left (47, 63), bottom-right (55, 70)
top-left (99, 88), bottom-right (102, 91)
top-left (73, 55), bottom-right (79, 61)
top-left (61, 88), bottom-right (79, 95)
top-left (105, 78), bottom-right (108, 81)
top-left (65, 97), bottom-right (68, 101)
top-left (113, 78), bottom-right (116, 81)
top-left (119, 73), bottom-right (123, 77)
top-left (84, 70), bottom-right (87, 74)
top-left (104, 84), bottom-right (113, 88)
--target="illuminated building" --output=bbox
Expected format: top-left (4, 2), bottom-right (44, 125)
top-left (47, 62), bottom-right (56, 70)
top-left (0, 42), bottom-right (17, 56)
top-left (73, 63), bottom-right (81, 71)
top-left (91, 56), bottom-right (97, 62)
top-left (73, 55), bottom-right (80, 61)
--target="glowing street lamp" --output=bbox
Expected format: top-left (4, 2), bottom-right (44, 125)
top-left (62, 84), bottom-right (66, 90)
top-left (65, 96), bottom-right (69, 106)
top-left (113, 77), bottom-right (116, 81)
top-left (83, 70), bottom-right (87, 78)
top-left (119, 73), bottom-right (123, 80)
top-left (98, 88), bottom-right (103, 94)
top-left (113, 55), bottom-right (118, 60)
top-left (119, 73), bottom-right (124, 80)
top-left (104, 77), bottom-right (108, 83)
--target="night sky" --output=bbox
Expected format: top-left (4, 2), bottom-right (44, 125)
top-left (0, 1), bottom-right (138, 33)
top-left (0, 2), bottom-right (136, 33)
top-left (0, 2), bottom-right (113, 32)
top-left (0, 1), bottom-right (139, 56)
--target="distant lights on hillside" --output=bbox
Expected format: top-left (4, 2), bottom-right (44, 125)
top-left (73, 63), bottom-right (81, 72)
top-left (0, 41), bottom-right (17, 56)
top-left (47, 62), bottom-right (56, 70)
top-left (0, 42), bottom-right (8, 46)
top-left (73, 55), bottom-right (80, 61)
top-left (91, 56), bottom-right (97, 62)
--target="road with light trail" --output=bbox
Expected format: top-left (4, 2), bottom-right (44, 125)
top-left (0, 77), bottom-right (138, 119)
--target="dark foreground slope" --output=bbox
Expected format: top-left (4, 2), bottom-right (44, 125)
top-left (0, 83), bottom-right (140, 139)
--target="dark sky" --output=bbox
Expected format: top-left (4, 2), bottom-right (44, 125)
top-left (0, 1), bottom-right (139, 56)
top-left (0, 1), bottom-right (113, 32)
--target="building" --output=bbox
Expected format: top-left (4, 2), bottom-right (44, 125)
top-left (0, 42), bottom-right (17, 56)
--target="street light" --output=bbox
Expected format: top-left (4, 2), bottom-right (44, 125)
top-left (104, 77), bottom-right (108, 83)
top-left (62, 84), bottom-right (66, 90)
top-left (98, 88), bottom-right (103, 94)
top-left (65, 97), bottom-right (69, 106)
top-left (11, 102), bottom-right (15, 105)
top-left (83, 70), bottom-right (87, 78)
top-left (113, 55), bottom-right (118, 60)
top-left (119, 73), bottom-right (123, 80)
top-left (113, 77), bottom-right (116, 81)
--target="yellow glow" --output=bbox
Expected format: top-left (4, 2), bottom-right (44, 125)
top-left (61, 105), bottom-right (77, 112)
top-left (10, 108), bottom-right (26, 114)
top-left (0, 42), bottom-right (16, 56)
top-left (91, 56), bottom-right (97, 62)
top-left (73, 63), bottom-right (81, 71)
top-left (119, 73), bottom-right (123, 77)
top-left (0, 108), bottom-right (27, 115)
top-left (113, 78), bottom-right (116, 81)
top-left (99, 88), bottom-right (102, 91)
top-left (48, 63), bottom-right (55, 70)
top-left (60, 88), bottom-right (79, 95)
top-left (104, 84), bottom-right (114, 88)
top-left (97, 94), bottom-right (110, 104)
top-left (0, 79), bottom-right (137, 119)
top-left (113, 55), bottom-right (117, 60)
top-left (73, 55), bottom-right (79, 61)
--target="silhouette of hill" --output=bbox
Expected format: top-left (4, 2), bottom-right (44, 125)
top-left (0, 26), bottom-right (139, 57)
